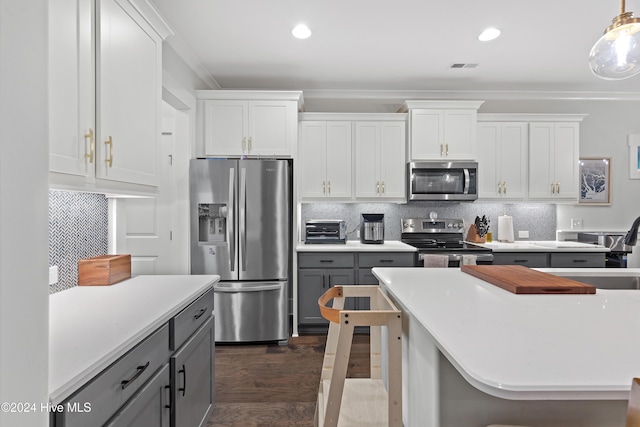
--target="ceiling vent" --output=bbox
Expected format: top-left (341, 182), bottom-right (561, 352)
top-left (450, 63), bottom-right (479, 69)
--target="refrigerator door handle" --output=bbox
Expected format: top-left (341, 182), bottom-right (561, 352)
top-left (214, 283), bottom-right (283, 293)
top-left (239, 167), bottom-right (247, 272)
top-left (228, 167), bottom-right (236, 273)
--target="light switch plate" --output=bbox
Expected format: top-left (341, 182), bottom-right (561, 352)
top-left (518, 230), bottom-right (529, 239)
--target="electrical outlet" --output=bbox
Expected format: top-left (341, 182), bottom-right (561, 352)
top-left (518, 230), bottom-right (529, 239)
top-left (571, 218), bottom-right (583, 230)
top-left (49, 266), bottom-right (59, 285)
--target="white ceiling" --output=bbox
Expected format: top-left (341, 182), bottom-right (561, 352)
top-left (148, 0), bottom-right (640, 96)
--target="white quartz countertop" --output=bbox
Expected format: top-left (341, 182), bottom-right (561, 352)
top-left (372, 267), bottom-right (640, 400)
top-left (469, 240), bottom-right (611, 252)
top-left (296, 240), bottom-right (417, 252)
top-left (49, 274), bottom-right (219, 405)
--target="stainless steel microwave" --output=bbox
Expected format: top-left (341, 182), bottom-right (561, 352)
top-left (407, 161), bottom-right (478, 201)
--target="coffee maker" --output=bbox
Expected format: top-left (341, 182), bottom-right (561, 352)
top-left (360, 214), bottom-right (384, 244)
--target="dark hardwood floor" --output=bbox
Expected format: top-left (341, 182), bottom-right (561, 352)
top-left (207, 334), bottom-right (371, 427)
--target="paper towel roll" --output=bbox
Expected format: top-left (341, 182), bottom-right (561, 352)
top-left (498, 215), bottom-right (514, 243)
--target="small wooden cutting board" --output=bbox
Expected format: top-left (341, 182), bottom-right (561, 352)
top-left (461, 265), bottom-right (596, 294)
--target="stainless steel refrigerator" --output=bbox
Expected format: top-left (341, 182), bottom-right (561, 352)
top-left (190, 159), bottom-right (291, 343)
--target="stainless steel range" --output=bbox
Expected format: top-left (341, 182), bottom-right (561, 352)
top-left (401, 218), bottom-right (494, 267)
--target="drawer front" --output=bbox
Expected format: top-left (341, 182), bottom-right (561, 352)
top-left (550, 253), bottom-right (606, 268)
top-left (61, 324), bottom-right (170, 427)
top-left (358, 253), bottom-right (414, 268)
top-left (171, 287), bottom-right (215, 351)
top-left (492, 253), bottom-right (549, 267)
top-left (105, 363), bottom-right (170, 427)
top-left (298, 253), bottom-right (355, 268)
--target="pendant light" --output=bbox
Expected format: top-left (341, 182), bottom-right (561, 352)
top-left (589, 0), bottom-right (640, 79)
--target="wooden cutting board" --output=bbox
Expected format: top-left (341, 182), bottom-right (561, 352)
top-left (461, 265), bottom-right (596, 294)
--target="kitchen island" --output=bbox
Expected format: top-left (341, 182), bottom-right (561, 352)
top-left (372, 267), bottom-right (640, 427)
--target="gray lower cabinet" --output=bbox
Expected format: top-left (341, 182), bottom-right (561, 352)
top-left (171, 316), bottom-right (215, 427)
top-left (53, 288), bottom-right (215, 427)
top-left (492, 253), bottom-right (549, 268)
top-left (105, 364), bottom-right (171, 427)
top-left (298, 251), bottom-right (413, 331)
top-left (492, 252), bottom-right (606, 268)
top-left (549, 253), bottom-right (605, 268)
top-left (298, 268), bottom-right (355, 324)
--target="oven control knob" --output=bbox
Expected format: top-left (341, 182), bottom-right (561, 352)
top-left (447, 223), bottom-right (453, 228)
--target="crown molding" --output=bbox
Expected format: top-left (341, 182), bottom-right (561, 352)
top-left (300, 89), bottom-right (640, 102)
top-left (164, 35), bottom-right (221, 90)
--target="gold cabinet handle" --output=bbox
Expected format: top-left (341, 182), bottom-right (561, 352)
top-left (556, 182), bottom-right (560, 194)
top-left (243, 137), bottom-right (247, 152)
top-left (249, 136), bottom-right (252, 152)
top-left (382, 181), bottom-right (385, 194)
top-left (551, 182), bottom-right (556, 194)
top-left (498, 181), bottom-right (502, 194)
top-left (503, 181), bottom-right (507, 194)
top-left (328, 180), bottom-right (331, 195)
top-left (84, 128), bottom-right (94, 163)
top-left (104, 136), bottom-right (113, 168)
top-left (376, 181), bottom-right (380, 194)
top-left (446, 143), bottom-right (449, 156)
top-left (440, 144), bottom-right (444, 157)
top-left (322, 181), bottom-right (326, 195)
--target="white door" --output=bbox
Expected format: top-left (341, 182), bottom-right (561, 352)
top-left (204, 100), bottom-right (247, 156)
top-left (379, 122), bottom-right (406, 199)
top-left (477, 123), bottom-right (500, 198)
top-left (48, 0), bottom-right (94, 177)
top-left (96, 0), bottom-right (161, 186)
top-left (410, 109), bottom-right (443, 159)
top-left (249, 100), bottom-right (293, 156)
top-left (553, 122), bottom-right (579, 199)
top-left (528, 122), bottom-right (554, 199)
top-left (354, 122), bottom-right (379, 198)
top-left (325, 121), bottom-right (353, 199)
top-left (299, 121), bottom-right (327, 198)
top-left (122, 102), bottom-right (178, 274)
top-left (499, 122), bottom-right (528, 199)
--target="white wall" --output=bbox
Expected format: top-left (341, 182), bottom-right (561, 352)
top-left (0, 1), bottom-right (50, 426)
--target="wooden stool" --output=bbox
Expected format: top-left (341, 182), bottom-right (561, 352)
top-left (314, 285), bottom-right (402, 427)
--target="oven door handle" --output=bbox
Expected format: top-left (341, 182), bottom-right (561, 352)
top-left (463, 168), bottom-right (470, 195)
top-left (418, 253), bottom-right (494, 262)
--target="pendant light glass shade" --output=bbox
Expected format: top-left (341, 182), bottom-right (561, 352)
top-left (589, 4), bottom-right (640, 80)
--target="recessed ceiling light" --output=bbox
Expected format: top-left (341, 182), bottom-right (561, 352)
top-left (292, 24), bottom-right (312, 39)
top-left (478, 28), bottom-right (501, 42)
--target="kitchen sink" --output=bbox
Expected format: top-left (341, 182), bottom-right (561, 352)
top-left (561, 275), bottom-right (640, 290)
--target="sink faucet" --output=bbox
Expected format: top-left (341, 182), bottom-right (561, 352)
top-left (624, 216), bottom-right (640, 246)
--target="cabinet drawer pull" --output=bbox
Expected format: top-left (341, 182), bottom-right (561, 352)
top-left (319, 260), bottom-right (334, 263)
top-left (178, 364), bottom-right (187, 397)
top-left (194, 308), bottom-right (207, 320)
top-left (104, 136), bottom-right (113, 168)
top-left (379, 259), bottom-right (394, 263)
top-left (514, 259), bottom-right (529, 263)
top-left (572, 259), bottom-right (588, 263)
top-left (121, 361), bottom-right (149, 390)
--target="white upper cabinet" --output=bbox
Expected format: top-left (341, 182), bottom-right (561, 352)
top-left (298, 121), bottom-right (352, 200)
top-left (49, 0), bottom-right (94, 179)
top-left (477, 122), bottom-right (528, 200)
top-left (49, 0), bottom-right (171, 194)
top-left (197, 91), bottom-right (303, 158)
top-left (403, 101), bottom-right (484, 160)
top-left (354, 121), bottom-right (406, 200)
top-left (529, 122), bottom-right (580, 201)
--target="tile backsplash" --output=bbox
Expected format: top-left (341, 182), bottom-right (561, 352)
top-left (301, 202), bottom-right (556, 241)
top-left (49, 190), bottom-right (109, 293)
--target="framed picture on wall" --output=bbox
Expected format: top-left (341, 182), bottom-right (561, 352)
top-left (629, 135), bottom-right (640, 179)
top-left (579, 158), bottom-right (611, 204)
